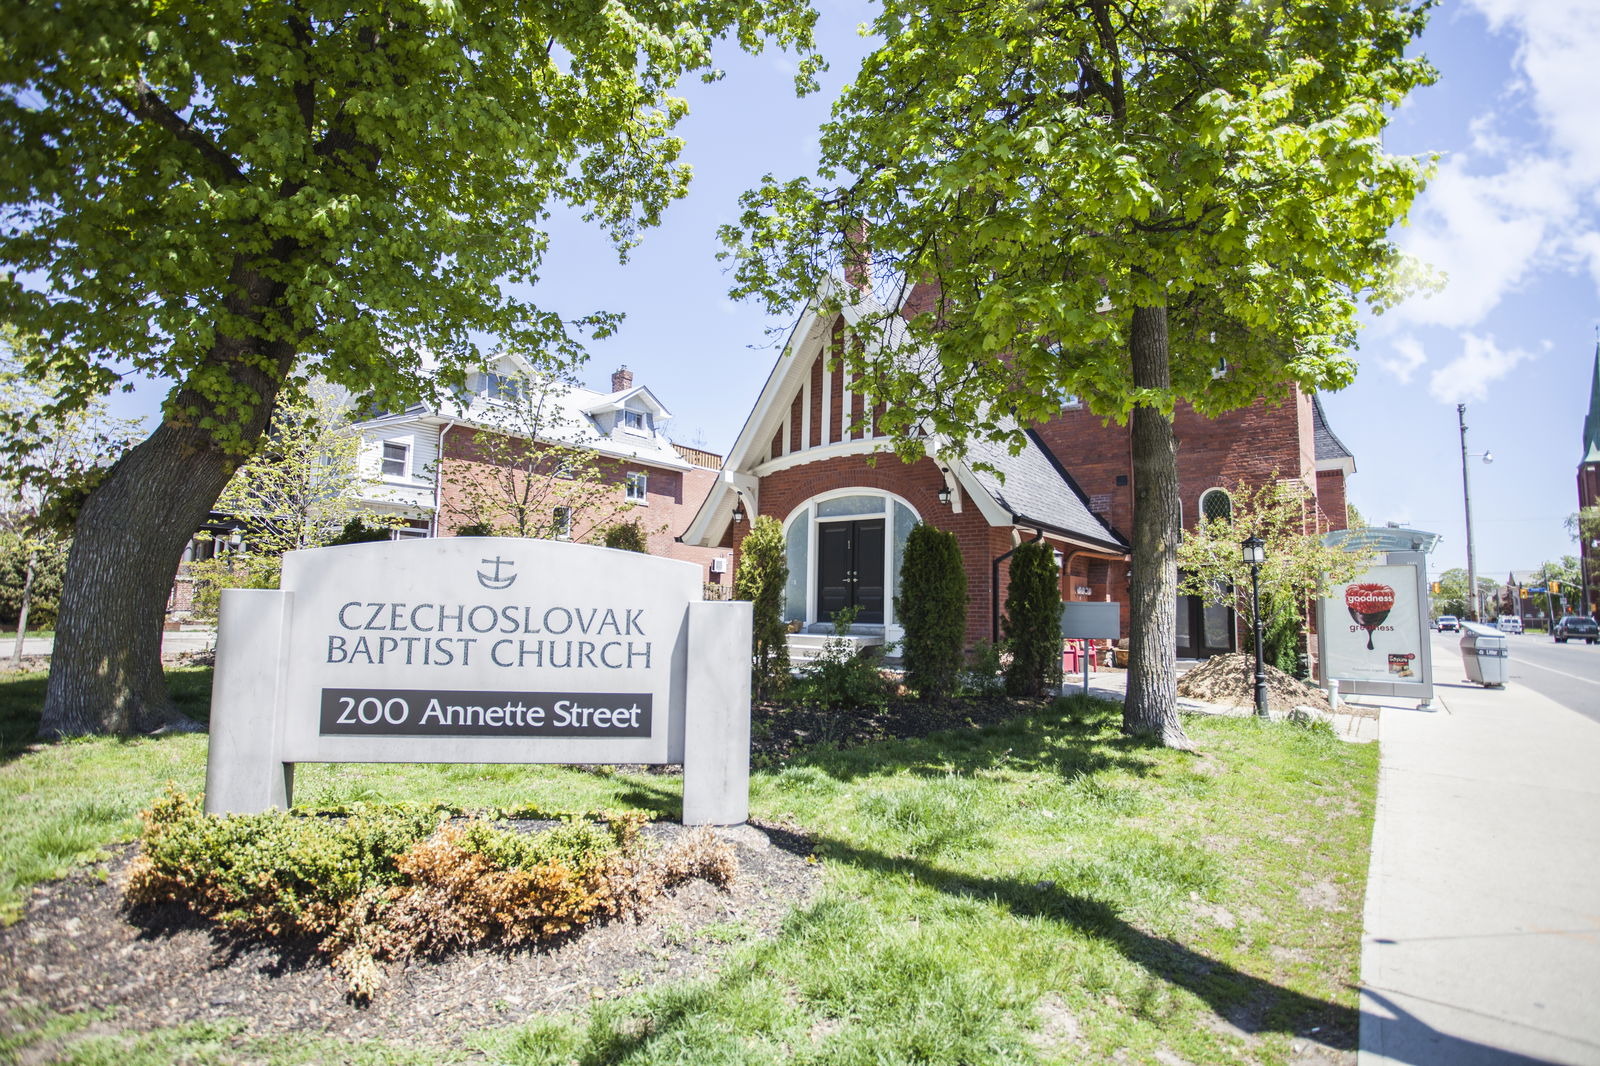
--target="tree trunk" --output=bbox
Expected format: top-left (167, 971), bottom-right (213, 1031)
top-left (38, 418), bottom-right (247, 736)
top-left (1123, 302), bottom-right (1192, 748)
top-left (8, 549), bottom-right (35, 667)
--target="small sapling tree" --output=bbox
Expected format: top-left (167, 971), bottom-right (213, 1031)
top-left (441, 369), bottom-right (639, 542)
top-left (1177, 476), bottom-right (1373, 674)
top-left (895, 523), bottom-right (967, 699)
top-left (733, 515), bottom-right (790, 698)
top-left (1003, 541), bottom-right (1063, 698)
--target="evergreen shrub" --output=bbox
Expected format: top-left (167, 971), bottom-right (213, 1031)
top-left (327, 518), bottom-right (393, 545)
top-left (894, 523), bottom-right (967, 699)
top-left (126, 790), bottom-right (734, 999)
top-left (733, 514), bottom-right (789, 698)
top-left (1003, 541), bottom-right (1062, 697)
top-left (602, 520), bottom-right (648, 553)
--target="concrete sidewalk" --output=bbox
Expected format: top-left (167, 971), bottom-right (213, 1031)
top-left (1360, 679), bottom-right (1600, 1065)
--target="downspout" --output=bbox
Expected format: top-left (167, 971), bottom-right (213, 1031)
top-left (433, 421), bottom-right (458, 536)
top-left (992, 526), bottom-right (1044, 644)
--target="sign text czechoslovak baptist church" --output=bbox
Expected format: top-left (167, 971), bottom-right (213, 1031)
top-left (204, 538), bottom-right (752, 825)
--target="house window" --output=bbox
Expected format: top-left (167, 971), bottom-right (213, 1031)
top-left (623, 410), bottom-right (646, 432)
top-left (1200, 488), bottom-right (1233, 523)
top-left (382, 441), bottom-right (408, 478)
top-left (553, 506), bottom-right (572, 540)
top-left (625, 471), bottom-right (648, 502)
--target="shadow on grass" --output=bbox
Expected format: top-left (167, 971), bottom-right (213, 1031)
top-left (0, 666), bottom-right (213, 765)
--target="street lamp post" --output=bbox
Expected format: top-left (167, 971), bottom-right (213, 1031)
top-left (1456, 404), bottom-right (1493, 623)
top-left (1242, 535), bottom-right (1268, 718)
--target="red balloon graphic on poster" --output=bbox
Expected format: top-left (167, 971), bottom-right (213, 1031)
top-left (1345, 583), bottom-right (1395, 651)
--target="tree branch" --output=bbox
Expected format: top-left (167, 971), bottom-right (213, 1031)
top-left (116, 79), bottom-right (246, 184)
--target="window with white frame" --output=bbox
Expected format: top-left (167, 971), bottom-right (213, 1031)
top-left (381, 441), bottom-right (409, 478)
top-left (553, 506), bottom-right (573, 539)
top-left (625, 471), bottom-right (648, 502)
top-left (623, 409), bottom-right (646, 432)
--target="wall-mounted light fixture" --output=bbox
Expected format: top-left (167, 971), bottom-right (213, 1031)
top-left (937, 486), bottom-right (952, 506)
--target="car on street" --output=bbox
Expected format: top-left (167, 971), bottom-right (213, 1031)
top-left (1436, 615), bottom-right (1460, 632)
top-left (1553, 616), bottom-right (1599, 643)
top-left (1497, 616), bottom-right (1523, 634)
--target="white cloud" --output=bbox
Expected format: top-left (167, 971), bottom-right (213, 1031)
top-left (1427, 332), bottom-right (1535, 403)
top-left (1467, 0), bottom-right (1600, 172)
top-left (1380, 334), bottom-right (1428, 383)
top-left (1393, 1), bottom-right (1600, 330)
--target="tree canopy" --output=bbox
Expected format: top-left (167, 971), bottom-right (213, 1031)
top-left (721, 0), bottom-right (1434, 743)
top-left (2, 0), bottom-right (819, 736)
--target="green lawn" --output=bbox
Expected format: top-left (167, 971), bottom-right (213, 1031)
top-left (0, 670), bottom-right (1377, 1065)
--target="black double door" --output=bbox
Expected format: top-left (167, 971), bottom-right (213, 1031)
top-left (817, 519), bottom-right (885, 624)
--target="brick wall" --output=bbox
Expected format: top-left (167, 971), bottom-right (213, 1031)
top-left (732, 452), bottom-right (1120, 646)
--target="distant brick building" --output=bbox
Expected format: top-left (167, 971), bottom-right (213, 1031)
top-left (683, 279), bottom-right (1355, 660)
top-left (349, 358), bottom-right (730, 589)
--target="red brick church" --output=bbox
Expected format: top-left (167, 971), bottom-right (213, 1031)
top-left (682, 279), bottom-right (1356, 660)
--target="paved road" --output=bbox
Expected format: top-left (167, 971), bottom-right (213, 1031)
top-left (1430, 632), bottom-right (1599, 725)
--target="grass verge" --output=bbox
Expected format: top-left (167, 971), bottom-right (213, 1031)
top-left (0, 674), bottom-right (1377, 1065)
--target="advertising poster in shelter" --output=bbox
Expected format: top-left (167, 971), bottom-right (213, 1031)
top-left (1322, 565), bottom-right (1424, 683)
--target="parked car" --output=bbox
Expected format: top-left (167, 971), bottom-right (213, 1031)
top-left (1553, 616), bottom-right (1599, 644)
top-left (1435, 615), bottom-right (1460, 632)
top-left (1496, 616), bottom-right (1523, 634)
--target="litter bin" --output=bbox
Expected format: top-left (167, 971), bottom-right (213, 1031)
top-left (1459, 622), bottom-right (1508, 687)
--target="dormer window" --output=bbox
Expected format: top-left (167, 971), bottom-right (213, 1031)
top-left (623, 410), bottom-right (646, 432)
top-left (482, 372), bottom-right (520, 403)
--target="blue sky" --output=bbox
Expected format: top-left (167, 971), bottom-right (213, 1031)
top-left (108, 1), bottom-right (1600, 581)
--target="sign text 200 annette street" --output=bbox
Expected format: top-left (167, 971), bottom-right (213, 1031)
top-left (318, 688), bottom-right (652, 738)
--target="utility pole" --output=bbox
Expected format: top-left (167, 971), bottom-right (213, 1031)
top-left (1458, 404), bottom-right (1480, 623)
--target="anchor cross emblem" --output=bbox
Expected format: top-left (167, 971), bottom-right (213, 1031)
top-left (477, 556), bottom-right (518, 590)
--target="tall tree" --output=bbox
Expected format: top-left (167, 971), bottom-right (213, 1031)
top-left (722, 0), bottom-right (1433, 746)
top-left (1, 1), bottom-right (817, 736)
top-left (0, 330), bottom-right (142, 667)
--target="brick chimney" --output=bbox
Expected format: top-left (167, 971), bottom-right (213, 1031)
top-left (611, 366), bottom-right (633, 393)
top-left (843, 216), bottom-right (872, 295)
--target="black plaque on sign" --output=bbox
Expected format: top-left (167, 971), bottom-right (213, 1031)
top-left (319, 688), bottom-right (652, 738)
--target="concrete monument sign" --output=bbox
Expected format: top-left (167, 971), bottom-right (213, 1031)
top-left (205, 538), bottom-right (753, 824)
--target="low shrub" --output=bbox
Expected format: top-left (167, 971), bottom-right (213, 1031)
top-left (962, 639), bottom-right (1004, 697)
top-left (125, 790), bottom-right (734, 998)
top-left (792, 606), bottom-right (892, 710)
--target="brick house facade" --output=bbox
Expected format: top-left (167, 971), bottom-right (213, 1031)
top-left (350, 359), bottom-right (731, 589)
top-left (683, 279), bottom-right (1356, 659)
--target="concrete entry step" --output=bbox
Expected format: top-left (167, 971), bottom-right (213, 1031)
top-left (785, 630), bottom-right (886, 665)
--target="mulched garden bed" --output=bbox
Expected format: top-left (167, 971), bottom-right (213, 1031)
top-left (750, 692), bottom-right (1052, 764)
top-left (0, 822), bottom-right (820, 1050)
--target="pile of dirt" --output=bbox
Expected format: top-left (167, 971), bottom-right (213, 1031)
top-left (1177, 653), bottom-right (1333, 714)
